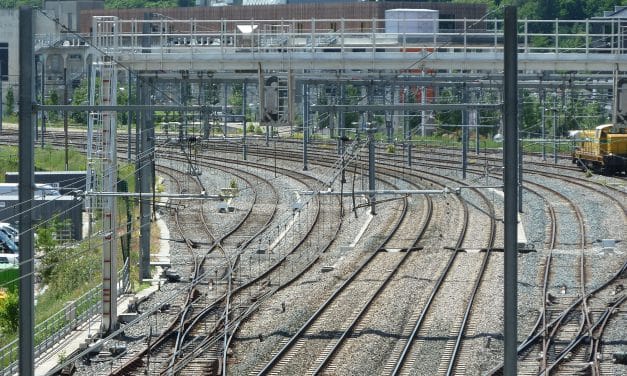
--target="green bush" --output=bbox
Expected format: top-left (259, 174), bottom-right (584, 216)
top-left (37, 224), bottom-right (60, 285)
top-left (0, 291), bottom-right (19, 334)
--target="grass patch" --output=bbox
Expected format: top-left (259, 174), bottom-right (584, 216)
top-left (34, 145), bottom-right (86, 172)
top-left (0, 145), bottom-right (87, 182)
top-left (0, 269), bottom-right (19, 293)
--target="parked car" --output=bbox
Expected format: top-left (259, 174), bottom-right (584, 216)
top-left (0, 229), bottom-right (18, 254)
top-left (0, 183), bottom-right (61, 198)
top-left (0, 222), bottom-right (19, 245)
top-left (0, 254), bottom-right (19, 269)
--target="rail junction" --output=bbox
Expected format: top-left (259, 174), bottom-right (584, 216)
top-left (2, 5), bottom-right (627, 376)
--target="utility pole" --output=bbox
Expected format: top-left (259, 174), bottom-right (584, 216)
top-left (258, 63), bottom-right (265, 143)
top-left (18, 7), bottom-right (35, 375)
top-left (541, 88), bottom-right (546, 160)
top-left (138, 76), bottom-right (152, 281)
top-left (127, 69), bottom-right (132, 162)
top-left (0, 60), bottom-right (3, 133)
top-left (223, 81), bottom-right (228, 137)
top-left (403, 88), bottom-right (412, 167)
top-left (303, 82), bottom-right (309, 171)
top-left (503, 6), bottom-right (519, 375)
top-left (518, 92), bottom-right (523, 213)
top-left (40, 56), bottom-right (45, 147)
top-left (461, 84), bottom-right (468, 179)
top-left (387, 83), bottom-right (394, 143)
top-left (101, 57), bottom-right (118, 334)
top-left (64, 66), bottom-right (69, 170)
top-left (340, 83), bottom-right (346, 183)
top-left (242, 81), bottom-right (248, 160)
top-left (421, 71), bottom-right (426, 137)
top-left (367, 128), bottom-right (376, 215)
top-left (553, 88), bottom-right (558, 164)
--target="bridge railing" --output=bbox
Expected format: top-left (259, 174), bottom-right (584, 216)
top-left (89, 17), bottom-right (627, 57)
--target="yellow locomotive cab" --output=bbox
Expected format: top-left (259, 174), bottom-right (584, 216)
top-left (572, 124), bottom-right (627, 175)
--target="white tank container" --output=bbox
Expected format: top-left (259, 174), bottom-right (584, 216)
top-left (243, 0), bottom-right (286, 5)
top-left (385, 9), bottom-right (439, 34)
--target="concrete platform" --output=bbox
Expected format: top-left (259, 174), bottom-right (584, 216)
top-left (488, 188), bottom-right (528, 248)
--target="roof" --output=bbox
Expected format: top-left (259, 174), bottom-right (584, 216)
top-left (603, 6), bottom-right (627, 18)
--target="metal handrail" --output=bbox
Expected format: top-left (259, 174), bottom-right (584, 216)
top-left (83, 17), bottom-right (627, 55)
top-left (0, 259), bottom-right (129, 375)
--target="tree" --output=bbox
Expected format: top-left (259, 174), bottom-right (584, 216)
top-left (0, 0), bottom-right (38, 9)
top-left (70, 79), bottom-right (89, 124)
top-left (228, 83), bottom-right (243, 112)
top-left (434, 86), bottom-right (462, 136)
top-left (46, 90), bottom-right (60, 122)
top-left (343, 85), bottom-right (360, 131)
top-left (5, 86), bottom-right (14, 116)
top-left (37, 223), bottom-right (60, 284)
top-left (521, 89), bottom-right (542, 136)
top-left (117, 86), bottom-right (135, 125)
top-left (316, 88), bottom-right (330, 130)
top-left (70, 78), bottom-right (100, 125)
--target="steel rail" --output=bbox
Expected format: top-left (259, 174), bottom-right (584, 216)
top-left (205, 138), bottom-right (616, 376)
top-left (256, 182), bottom-right (410, 375)
top-left (218, 137), bottom-right (494, 373)
top-left (543, 295), bottom-right (627, 375)
top-left (310, 181), bottom-right (434, 374)
top-left (163, 173), bottom-right (334, 373)
top-left (390, 198), bottom-right (470, 374)
top-left (110, 161), bottom-right (275, 374)
top-left (164, 162), bottom-right (279, 373)
top-left (445, 186), bottom-right (497, 375)
top-left (153, 148), bottom-right (344, 374)
top-left (486, 260), bottom-right (627, 375)
top-left (153, 161), bottom-right (279, 373)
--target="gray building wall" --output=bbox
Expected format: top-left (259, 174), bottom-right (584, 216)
top-left (5, 171), bottom-right (87, 194)
top-left (0, 197), bottom-right (83, 240)
top-left (0, 9), bottom-right (60, 116)
top-left (44, 0), bottom-right (104, 32)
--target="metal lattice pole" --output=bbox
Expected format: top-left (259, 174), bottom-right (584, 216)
top-left (101, 57), bottom-right (118, 334)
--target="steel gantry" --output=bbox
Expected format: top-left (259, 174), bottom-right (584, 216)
top-left (87, 15), bottom-right (627, 72)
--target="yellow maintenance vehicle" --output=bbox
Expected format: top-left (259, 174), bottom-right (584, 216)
top-left (572, 79), bottom-right (627, 175)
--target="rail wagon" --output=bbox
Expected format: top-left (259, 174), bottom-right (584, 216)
top-left (572, 124), bottom-right (627, 175)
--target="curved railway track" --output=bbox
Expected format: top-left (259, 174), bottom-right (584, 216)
top-left (0, 129), bottom-right (624, 375)
top-left (251, 176), bottom-right (426, 374)
top-left (107, 160), bottom-right (281, 374)
top-left (195, 137), bottom-right (624, 375)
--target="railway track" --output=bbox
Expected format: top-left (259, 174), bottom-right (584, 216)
top-left (107, 152), bottom-right (344, 373)
top-left (250, 175), bottom-right (429, 374)
top-left (181, 137), bottom-right (624, 375)
top-left (212, 143), bottom-right (510, 374)
top-left (0, 129), bottom-right (624, 375)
